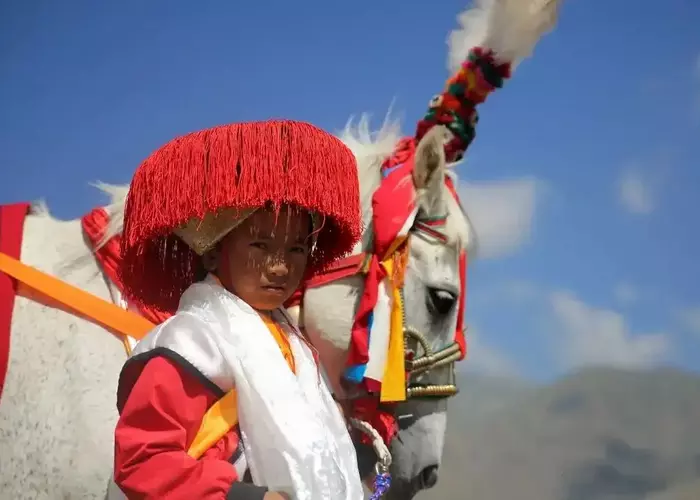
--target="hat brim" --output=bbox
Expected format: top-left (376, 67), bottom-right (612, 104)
top-left (174, 207), bottom-right (257, 255)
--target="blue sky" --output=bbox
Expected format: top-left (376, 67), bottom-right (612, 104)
top-left (2, 0), bottom-right (699, 381)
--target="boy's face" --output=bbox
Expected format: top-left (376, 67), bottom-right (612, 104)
top-left (217, 204), bottom-right (312, 312)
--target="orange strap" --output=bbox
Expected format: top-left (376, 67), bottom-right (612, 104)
top-left (187, 316), bottom-right (296, 459)
top-left (0, 252), bottom-right (153, 341)
top-left (187, 389), bottom-right (239, 459)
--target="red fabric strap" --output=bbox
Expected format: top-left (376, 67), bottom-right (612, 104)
top-left (81, 208), bottom-right (171, 326)
top-left (0, 202), bottom-right (31, 400)
top-left (444, 175), bottom-right (467, 358)
top-left (381, 137), bottom-right (415, 172)
top-left (284, 253), bottom-right (367, 309)
top-left (305, 253), bottom-right (367, 288)
top-left (346, 161), bottom-right (418, 368)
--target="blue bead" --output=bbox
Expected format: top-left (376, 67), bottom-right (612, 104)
top-left (370, 473), bottom-right (392, 499)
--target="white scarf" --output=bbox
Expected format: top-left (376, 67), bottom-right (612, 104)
top-left (122, 275), bottom-right (365, 499)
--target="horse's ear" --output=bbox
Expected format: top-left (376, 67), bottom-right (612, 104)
top-left (412, 125), bottom-right (448, 191)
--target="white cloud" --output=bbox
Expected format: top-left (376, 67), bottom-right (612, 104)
top-left (503, 280), bottom-right (541, 302)
top-left (613, 282), bottom-right (639, 305)
top-left (458, 178), bottom-right (542, 259)
top-left (619, 170), bottom-right (655, 214)
top-left (549, 291), bottom-right (670, 370)
top-left (463, 328), bottom-right (520, 378)
top-left (674, 306), bottom-right (700, 338)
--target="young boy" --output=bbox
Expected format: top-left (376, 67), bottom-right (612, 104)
top-left (111, 120), bottom-right (365, 499)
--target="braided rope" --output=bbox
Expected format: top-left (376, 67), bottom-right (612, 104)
top-left (349, 418), bottom-right (393, 498)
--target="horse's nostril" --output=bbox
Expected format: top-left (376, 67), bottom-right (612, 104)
top-left (427, 287), bottom-right (457, 315)
top-left (419, 464), bottom-right (440, 489)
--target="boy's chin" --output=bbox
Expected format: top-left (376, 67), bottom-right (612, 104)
top-left (250, 289), bottom-right (293, 312)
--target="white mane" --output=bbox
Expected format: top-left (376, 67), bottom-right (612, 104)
top-left (92, 182), bottom-right (129, 248)
top-left (338, 113), bottom-right (402, 230)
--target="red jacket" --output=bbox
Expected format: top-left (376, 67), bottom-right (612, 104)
top-left (114, 350), bottom-right (267, 500)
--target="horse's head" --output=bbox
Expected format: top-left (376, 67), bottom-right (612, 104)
top-left (389, 125), bottom-right (471, 496)
top-left (300, 116), bottom-right (473, 499)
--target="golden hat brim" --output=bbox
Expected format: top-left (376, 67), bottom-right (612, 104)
top-left (173, 207), bottom-right (257, 255)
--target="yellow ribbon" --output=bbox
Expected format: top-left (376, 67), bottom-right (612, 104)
top-left (379, 254), bottom-right (407, 403)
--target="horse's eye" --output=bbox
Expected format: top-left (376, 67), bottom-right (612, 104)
top-left (426, 287), bottom-right (458, 316)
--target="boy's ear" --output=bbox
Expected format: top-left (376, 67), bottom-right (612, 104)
top-left (202, 247), bottom-right (220, 273)
top-left (308, 212), bottom-right (323, 251)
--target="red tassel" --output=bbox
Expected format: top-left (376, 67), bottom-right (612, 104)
top-left (119, 120), bottom-right (362, 313)
top-left (351, 397), bottom-right (398, 446)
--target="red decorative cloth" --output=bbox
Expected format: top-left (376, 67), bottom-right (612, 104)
top-left (0, 202), bottom-right (31, 400)
top-left (81, 207), bottom-right (171, 325)
top-left (346, 161), bottom-right (417, 371)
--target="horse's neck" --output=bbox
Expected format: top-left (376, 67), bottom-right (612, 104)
top-left (354, 161), bottom-right (384, 255)
top-left (22, 212), bottom-right (113, 302)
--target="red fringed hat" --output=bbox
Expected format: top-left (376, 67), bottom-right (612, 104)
top-left (119, 119), bottom-right (361, 313)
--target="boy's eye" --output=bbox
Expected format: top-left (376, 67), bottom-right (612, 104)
top-left (290, 245), bottom-right (308, 254)
top-left (250, 241), bottom-right (268, 251)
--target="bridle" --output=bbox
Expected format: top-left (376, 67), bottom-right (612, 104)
top-left (287, 168), bottom-right (468, 433)
top-left (404, 327), bottom-right (461, 399)
top-left (402, 215), bottom-right (465, 400)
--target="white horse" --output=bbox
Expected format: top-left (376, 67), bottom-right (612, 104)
top-left (0, 116), bottom-right (472, 500)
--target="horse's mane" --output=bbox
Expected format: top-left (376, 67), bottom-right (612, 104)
top-left (91, 182), bottom-right (129, 248)
top-left (338, 113), bottom-right (403, 225)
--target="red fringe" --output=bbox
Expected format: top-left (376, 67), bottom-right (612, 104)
top-left (119, 120), bottom-right (361, 313)
top-left (351, 397), bottom-right (398, 446)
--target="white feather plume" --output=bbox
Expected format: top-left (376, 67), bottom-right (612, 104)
top-left (447, 0), bottom-right (560, 73)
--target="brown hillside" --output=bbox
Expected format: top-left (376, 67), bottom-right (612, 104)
top-left (422, 368), bottom-right (700, 500)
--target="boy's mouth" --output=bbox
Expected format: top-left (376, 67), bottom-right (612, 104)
top-left (261, 284), bottom-right (286, 294)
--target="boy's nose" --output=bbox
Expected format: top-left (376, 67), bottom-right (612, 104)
top-left (267, 259), bottom-right (289, 276)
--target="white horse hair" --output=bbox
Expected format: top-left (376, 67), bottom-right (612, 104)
top-left (0, 114), bottom-right (473, 500)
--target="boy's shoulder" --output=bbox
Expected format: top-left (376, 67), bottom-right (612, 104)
top-left (129, 309), bottom-right (234, 393)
